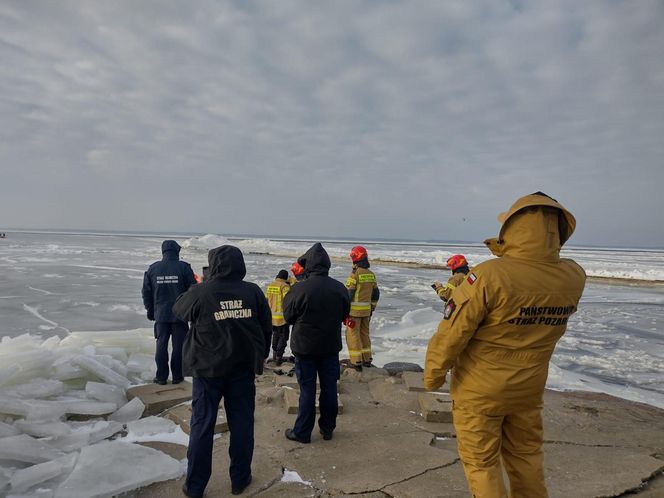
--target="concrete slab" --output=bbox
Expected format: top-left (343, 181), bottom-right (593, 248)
top-left (138, 441), bottom-right (188, 461)
top-left (127, 382), bottom-right (192, 416)
top-left (402, 371), bottom-right (426, 392)
top-left (383, 460), bottom-right (469, 498)
top-left (162, 403), bottom-right (228, 434)
top-left (341, 367), bottom-right (389, 383)
top-left (284, 388), bottom-right (344, 415)
top-left (418, 392), bottom-right (453, 423)
top-left (274, 374), bottom-right (301, 389)
top-left (368, 378), bottom-right (419, 411)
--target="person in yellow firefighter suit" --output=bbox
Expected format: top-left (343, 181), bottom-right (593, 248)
top-left (265, 269), bottom-right (291, 365)
top-left (433, 254), bottom-right (470, 302)
top-left (345, 246), bottom-right (380, 371)
top-left (424, 192), bottom-right (586, 498)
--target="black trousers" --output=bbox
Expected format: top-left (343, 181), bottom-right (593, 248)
top-left (271, 324), bottom-right (290, 357)
top-left (186, 370), bottom-right (256, 495)
top-left (154, 321), bottom-right (188, 382)
top-left (292, 354), bottom-right (340, 440)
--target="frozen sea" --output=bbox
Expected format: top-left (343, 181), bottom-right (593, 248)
top-left (1, 231), bottom-right (664, 410)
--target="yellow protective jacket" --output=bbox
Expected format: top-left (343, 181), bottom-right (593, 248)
top-left (346, 266), bottom-right (379, 318)
top-left (424, 194), bottom-right (586, 413)
top-left (436, 272), bottom-right (467, 302)
top-left (265, 278), bottom-right (290, 326)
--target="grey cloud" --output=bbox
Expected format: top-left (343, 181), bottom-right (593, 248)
top-left (0, 0), bottom-right (662, 247)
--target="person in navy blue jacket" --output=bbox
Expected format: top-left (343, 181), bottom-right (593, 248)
top-left (141, 240), bottom-right (196, 385)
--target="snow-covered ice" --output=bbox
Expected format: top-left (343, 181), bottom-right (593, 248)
top-left (109, 397), bottom-right (145, 423)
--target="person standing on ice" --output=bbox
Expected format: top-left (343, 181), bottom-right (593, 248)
top-left (265, 269), bottom-right (291, 365)
top-left (432, 254), bottom-right (470, 302)
top-left (141, 240), bottom-right (196, 385)
top-left (344, 245), bottom-right (380, 371)
top-left (282, 243), bottom-right (350, 443)
top-left (174, 245), bottom-right (271, 497)
top-left (424, 192), bottom-right (586, 498)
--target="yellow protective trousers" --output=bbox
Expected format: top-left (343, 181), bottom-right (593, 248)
top-left (452, 405), bottom-right (547, 498)
top-left (345, 316), bottom-right (372, 365)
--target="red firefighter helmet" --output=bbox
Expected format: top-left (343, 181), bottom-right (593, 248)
top-left (291, 261), bottom-right (305, 276)
top-left (446, 254), bottom-right (468, 271)
top-left (349, 245), bottom-right (368, 263)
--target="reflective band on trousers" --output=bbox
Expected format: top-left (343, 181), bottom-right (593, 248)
top-left (272, 312), bottom-right (284, 319)
top-left (351, 301), bottom-right (371, 311)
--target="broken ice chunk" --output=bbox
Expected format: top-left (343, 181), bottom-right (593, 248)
top-left (0, 434), bottom-right (64, 463)
top-left (59, 400), bottom-right (117, 417)
top-left (0, 466), bottom-right (12, 492)
top-left (126, 353), bottom-right (154, 375)
top-left (85, 421), bottom-right (124, 444)
top-left (0, 420), bottom-right (20, 437)
top-left (85, 382), bottom-right (127, 409)
top-left (14, 420), bottom-right (71, 438)
top-left (11, 379), bottom-right (65, 399)
top-left (54, 440), bottom-right (183, 498)
top-left (126, 416), bottom-right (177, 437)
top-left (72, 356), bottom-right (130, 389)
top-left (109, 397), bottom-right (144, 423)
top-left (10, 453), bottom-right (77, 493)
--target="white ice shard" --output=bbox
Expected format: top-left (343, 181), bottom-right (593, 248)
top-left (14, 420), bottom-right (71, 438)
top-left (0, 397), bottom-right (66, 421)
top-left (72, 356), bottom-right (130, 389)
top-left (126, 416), bottom-right (177, 437)
top-left (59, 329), bottom-right (155, 355)
top-left (108, 397), bottom-right (144, 423)
top-left (50, 361), bottom-right (85, 382)
top-left (0, 435), bottom-right (64, 464)
top-left (85, 421), bottom-right (124, 445)
top-left (85, 382), bottom-right (127, 409)
top-left (95, 347), bottom-right (128, 363)
top-left (59, 400), bottom-right (117, 416)
top-left (48, 432), bottom-right (90, 453)
top-left (9, 454), bottom-right (77, 493)
top-left (126, 353), bottom-right (154, 374)
top-left (6, 489), bottom-right (55, 497)
top-left (0, 466), bottom-right (12, 492)
top-left (0, 420), bottom-right (20, 437)
top-left (7, 379), bottom-right (65, 399)
top-left (54, 440), bottom-right (183, 498)
top-left (48, 420), bottom-right (123, 452)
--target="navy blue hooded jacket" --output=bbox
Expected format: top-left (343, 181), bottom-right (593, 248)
top-left (142, 240), bottom-right (197, 322)
top-left (283, 243), bottom-right (350, 357)
top-left (173, 245), bottom-right (272, 378)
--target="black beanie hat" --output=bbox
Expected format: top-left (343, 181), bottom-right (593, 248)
top-left (276, 269), bottom-right (288, 280)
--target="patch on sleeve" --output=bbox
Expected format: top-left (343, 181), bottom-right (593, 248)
top-left (466, 273), bottom-right (477, 285)
top-left (443, 299), bottom-right (457, 320)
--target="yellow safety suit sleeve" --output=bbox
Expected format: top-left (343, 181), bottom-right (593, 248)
top-left (424, 274), bottom-right (488, 391)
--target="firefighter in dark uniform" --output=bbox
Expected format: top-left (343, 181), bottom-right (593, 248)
top-left (424, 192), bottom-right (586, 498)
top-left (174, 245), bottom-right (272, 497)
top-left (345, 245), bottom-right (380, 371)
top-left (265, 269), bottom-right (291, 365)
top-left (141, 240), bottom-right (196, 385)
top-left (433, 254), bottom-right (470, 302)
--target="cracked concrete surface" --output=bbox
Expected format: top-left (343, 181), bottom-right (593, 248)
top-left (138, 368), bottom-right (664, 497)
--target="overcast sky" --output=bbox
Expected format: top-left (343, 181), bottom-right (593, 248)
top-left (1, 1), bottom-right (662, 247)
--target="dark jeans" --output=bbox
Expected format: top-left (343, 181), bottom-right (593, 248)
top-left (271, 324), bottom-right (290, 357)
top-left (186, 371), bottom-right (256, 495)
top-left (154, 321), bottom-right (188, 382)
top-left (292, 354), bottom-right (340, 440)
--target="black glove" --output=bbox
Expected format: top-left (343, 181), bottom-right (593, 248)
top-left (147, 310), bottom-right (154, 321)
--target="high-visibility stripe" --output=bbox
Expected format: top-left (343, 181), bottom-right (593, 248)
top-left (351, 302), bottom-right (371, 311)
top-left (272, 312), bottom-right (284, 318)
top-left (358, 273), bottom-right (376, 283)
top-left (346, 277), bottom-right (357, 287)
top-left (360, 348), bottom-right (372, 353)
top-left (266, 286), bottom-right (281, 294)
top-left (445, 282), bottom-right (456, 290)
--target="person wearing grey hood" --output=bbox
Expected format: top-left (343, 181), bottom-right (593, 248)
top-left (141, 240), bottom-right (196, 385)
top-left (174, 245), bottom-right (272, 497)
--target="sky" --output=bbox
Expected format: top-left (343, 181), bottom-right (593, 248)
top-left (1, 1), bottom-right (663, 248)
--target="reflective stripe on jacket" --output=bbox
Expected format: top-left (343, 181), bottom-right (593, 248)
top-left (266, 278), bottom-right (290, 326)
top-left (437, 272), bottom-right (467, 302)
top-left (346, 267), bottom-right (378, 317)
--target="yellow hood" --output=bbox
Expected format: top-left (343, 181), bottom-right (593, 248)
top-left (484, 192), bottom-right (576, 260)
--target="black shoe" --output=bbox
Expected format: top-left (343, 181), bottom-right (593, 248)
top-left (285, 428), bottom-right (310, 444)
top-left (320, 429), bottom-right (333, 441)
top-left (231, 475), bottom-right (252, 495)
top-left (172, 379), bottom-right (184, 385)
top-left (349, 364), bottom-right (362, 372)
top-left (153, 378), bottom-right (167, 385)
top-left (362, 362), bottom-right (374, 368)
top-left (182, 483), bottom-right (202, 498)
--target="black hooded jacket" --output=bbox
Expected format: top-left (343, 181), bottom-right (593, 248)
top-left (142, 240), bottom-right (197, 322)
top-left (283, 243), bottom-right (350, 356)
top-left (173, 245), bottom-right (272, 378)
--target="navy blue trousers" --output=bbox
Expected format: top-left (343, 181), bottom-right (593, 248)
top-left (292, 354), bottom-right (340, 440)
top-left (154, 321), bottom-right (188, 382)
top-left (186, 371), bottom-right (255, 495)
